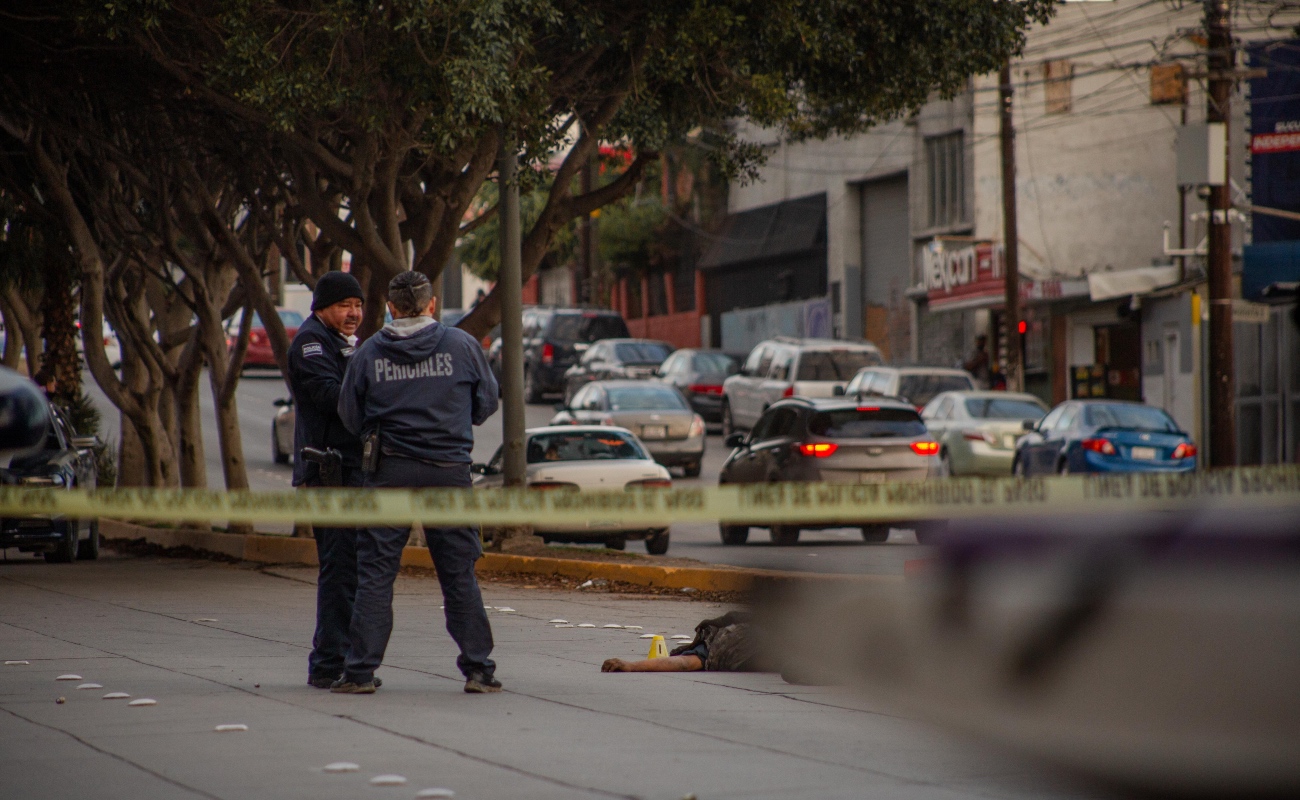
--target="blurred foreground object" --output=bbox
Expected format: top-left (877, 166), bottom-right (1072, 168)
top-left (761, 509), bottom-right (1300, 796)
top-left (0, 366), bottom-right (50, 453)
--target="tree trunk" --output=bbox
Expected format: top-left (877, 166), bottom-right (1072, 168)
top-left (40, 261), bottom-right (81, 404)
top-left (0, 295), bottom-right (24, 369)
top-left (174, 335), bottom-right (206, 490)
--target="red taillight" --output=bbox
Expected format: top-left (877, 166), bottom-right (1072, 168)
top-left (626, 478), bottom-right (672, 489)
top-left (798, 442), bottom-right (838, 457)
top-left (857, 406), bottom-right (879, 412)
top-left (1172, 442), bottom-right (1197, 459)
top-left (688, 384), bottom-right (723, 395)
top-left (528, 481), bottom-right (580, 491)
top-left (910, 441), bottom-right (940, 456)
top-left (1081, 438), bottom-right (1116, 455)
top-left (251, 330), bottom-right (266, 345)
top-left (541, 343), bottom-right (554, 365)
top-left (782, 385), bottom-right (794, 398)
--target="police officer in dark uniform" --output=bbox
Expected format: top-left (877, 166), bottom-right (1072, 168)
top-left (335, 271), bottom-right (500, 694)
top-left (287, 271), bottom-right (368, 690)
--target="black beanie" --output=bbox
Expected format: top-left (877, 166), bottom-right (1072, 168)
top-left (312, 271), bottom-right (364, 311)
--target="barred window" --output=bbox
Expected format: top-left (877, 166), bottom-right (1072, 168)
top-left (925, 133), bottom-right (965, 229)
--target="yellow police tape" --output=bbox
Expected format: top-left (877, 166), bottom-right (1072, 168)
top-left (1, 465), bottom-right (1298, 527)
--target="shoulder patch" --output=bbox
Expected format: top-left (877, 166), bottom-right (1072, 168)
top-left (301, 342), bottom-right (324, 357)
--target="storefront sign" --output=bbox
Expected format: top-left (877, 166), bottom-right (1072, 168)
top-left (923, 239), bottom-right (1087, 309)
top-left (924, 240), bottom-right (1004, 308)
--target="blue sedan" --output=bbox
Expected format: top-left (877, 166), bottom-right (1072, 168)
top-left (1013, 400), bottom-right (1197, 476)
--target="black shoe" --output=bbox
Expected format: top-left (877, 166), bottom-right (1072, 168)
top-left (311, 675), bottom-right (379, 689)
top-left (464, 671), bottom-right (502, 693)
top-left (330, 678), bottom-right (377, 694)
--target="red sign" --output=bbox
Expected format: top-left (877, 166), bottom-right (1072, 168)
top-left (1251, 132), bottom-right (1300, 154)
top-left (924, 241), bottom-right (1005, 308)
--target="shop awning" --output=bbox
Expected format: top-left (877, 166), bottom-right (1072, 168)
top-left (1087, 265), bottom-right (1181, 301)
top-left (698, 193), bottom-right (826, 270)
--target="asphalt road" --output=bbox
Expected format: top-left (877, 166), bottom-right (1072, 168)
top-left (86, 370), bottom-right (927, 574)
top-left (0, 555), bottom-right (1097, 800)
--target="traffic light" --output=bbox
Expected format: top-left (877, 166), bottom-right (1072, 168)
top-left (1017, 319), bottom-right (1027, 335)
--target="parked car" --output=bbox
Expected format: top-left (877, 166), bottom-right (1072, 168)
top-left (472, 426), bottom-right (673, 553)
top-left (721, 337), bottom-right (882, 435)
top-left (440, 308), bottom-right (469, 328)
top-left (272, 397), bottom-right (294, 465)
top-left (717, 398), bottom-right (940, 545)
top-left (520, 306), bottom-right (631, 402)
top-left (226, 308), bottom-right (304, 368)
top-left (921, 391), bottom-right (1049, 476)
top-left (0, 401), bottom-right (100, 562)
top-left (652, 349), bottom-right (740, 423)
top-left (845, 366), bottom-right (976, 410)
top-left (551, 380), bottom-right (706, 476)
top-left (561, 338), bottom-right (674, 403)
top-left (1012, 400), bottom-right (1197, 476)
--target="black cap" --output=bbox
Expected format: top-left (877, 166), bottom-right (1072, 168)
top-left (312, 271), bottom-right (364, 311)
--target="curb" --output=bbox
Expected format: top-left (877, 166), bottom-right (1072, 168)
top-left (101, 520), bottom-right (897, 593)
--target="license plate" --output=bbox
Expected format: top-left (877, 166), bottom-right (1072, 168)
top-left (1130, 446), bottom-right (1157, 460)
top-left (641, 425), bottom-right (667, 440)
top-left (857, 472), bottom-right (889, 483)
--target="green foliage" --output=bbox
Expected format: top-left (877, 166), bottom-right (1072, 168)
top-left (457, 178), bottom-right (577, 282)
top-left (78, 0), bottom-right (1054, 176)
top-left (597, 198), bottom-right (669, 274)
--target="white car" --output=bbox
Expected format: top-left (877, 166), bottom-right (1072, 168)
top-left (472, 426), bottom-right (672, 553)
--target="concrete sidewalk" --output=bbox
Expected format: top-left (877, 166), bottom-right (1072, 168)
top-left (0, 555), bottom-right (1096, 800)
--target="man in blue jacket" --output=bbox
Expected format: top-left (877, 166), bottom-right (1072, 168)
top-left (335, 270), bottom-right (501, 694)
top-left (286, 271), bottom-right (367, 690)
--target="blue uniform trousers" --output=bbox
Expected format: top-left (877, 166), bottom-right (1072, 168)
top-left (343, 457), bottom-right (495, 682)
top-left (307, 467), bottom-right (364, 680)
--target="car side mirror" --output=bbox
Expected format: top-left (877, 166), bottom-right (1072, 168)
top-left (273, 398), bottom-right (292, 407)
top-left (1022, 419), bottom-right (1038, 432)
top-left (70, 436), bottom-right (98, 449)
top-left (832, 385), bottom-right (845, 396)
top-left (724, 432), bottom-right (747, 449)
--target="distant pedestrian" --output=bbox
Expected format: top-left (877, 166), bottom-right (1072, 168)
top-left (287, 272), bottom-right (366, 690)
top-left (964, 334), bottom-right (991, 389)
top-left (336, 271), bottom-right (500, 694)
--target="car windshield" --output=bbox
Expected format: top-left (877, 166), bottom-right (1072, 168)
top-left (965, 397), bottom-right (1048, 419)
top-left (1084, 403), bottom-right (1180, 432)
top-left (692, 353), bottom-right (738, 374)
top-left (606, 386), bottom-right (688, 411)
top-left (897, 374), bottom-right (974, 405)
top-left (614, 342), bottom-right (672, 364)
top-left (549, 313), bottom-right (630, 342)
top-left (796, 350), bottom-right (881, 381)
top-left (807, 407), bottom-right (927, 438)
top-left (526, 431), bottom-right (647, 463)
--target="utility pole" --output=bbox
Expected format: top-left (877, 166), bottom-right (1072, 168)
top-left (1205, 0), bottom-right (1236, 466)
top-left (999, 61), bottom-right (1023, 393)
top-left (498, 134), bottom-right (526, 487)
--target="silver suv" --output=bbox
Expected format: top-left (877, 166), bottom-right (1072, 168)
top-left (844, 366), bottom-right (976, 410)
top-left (721, 337), bottom-right (882, 434)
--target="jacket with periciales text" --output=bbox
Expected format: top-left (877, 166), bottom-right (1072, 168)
top-left (338, 318), bottom-right (498, 464)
